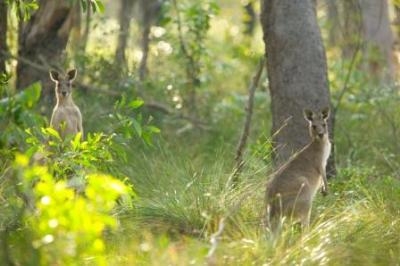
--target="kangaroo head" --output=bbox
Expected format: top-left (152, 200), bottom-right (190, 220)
top-left (49, 69), bottom-right (77, 100)
top-left (303, 107), bottom-right (330, 140)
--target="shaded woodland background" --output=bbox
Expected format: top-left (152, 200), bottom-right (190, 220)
top-left (1, 0), bottom-right (400, 265)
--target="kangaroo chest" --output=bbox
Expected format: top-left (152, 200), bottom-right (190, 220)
top-left (52, 105), bottom-right (80, 134)
top-left (321, 140), bottom-right (331, 169)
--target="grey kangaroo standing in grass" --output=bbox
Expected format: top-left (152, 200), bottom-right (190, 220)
top-left (49, 69), bottom-right (83, 140)
top-left (266, 107), bottom-right (331, 233)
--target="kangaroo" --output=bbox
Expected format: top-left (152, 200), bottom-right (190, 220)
top-left (49, 69), bottom-right (83, 140)
top-left (266, 107), bottom-right (331, 233)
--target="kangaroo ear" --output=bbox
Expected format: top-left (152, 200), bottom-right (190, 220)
top-left (67, 69), bottom-right (77, 81)
top-left (321, 107), bottom-right (330, 120)
top-left (49, 70), bottom-right (60, 82)
top-left (303, 109), bottom-right (314, 122)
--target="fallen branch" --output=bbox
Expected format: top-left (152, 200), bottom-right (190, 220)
top-left (145, 100), bottom-right (208, 129)
top-left (1, 49), bottom-right (119, 97)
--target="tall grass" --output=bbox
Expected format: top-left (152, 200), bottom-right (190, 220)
top-left (107, 125), bottom-right (400, 265)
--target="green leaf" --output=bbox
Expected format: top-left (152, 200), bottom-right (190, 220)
top-left (142, 132), bottom-right (152, 146)
top-left (91, 0), bottom-right (105, 13)
top-left (147, 126), bottom-right (161, 134)
top-left (159, 16), bottom-right (172, 26)
top-left (43, 127), bottom-right (62, 141)
top-left (129, 99), bottom-right (144, 109)
top-left (132, 119), bottom-right (142, 137)
top-left (81, 0), bottom-right (88, 12)
top-left (71, 132), bottom-right (82, 150)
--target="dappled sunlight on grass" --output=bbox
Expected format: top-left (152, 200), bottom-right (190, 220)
top-left (110, 150), bottom-right (400, 264)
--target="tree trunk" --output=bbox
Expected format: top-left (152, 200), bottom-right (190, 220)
top-left (394, 5), bottom-right (400, 40)
top-left (340, 0), bottom-right (362, 59)
top-left (115, 0), bottom-right (134, 68)
top-left (260, 0), bottom-right (335, 176)
top-left (138, 0), bottom-right (162, 81)
top-left (69, 3), bottom-right (82, 56)
top-left (243, 1), bottom-right (256, 36)
top-left (16, 0), bottom-right (75, 106)
top-left (81, 0), bottom-right (91, 54)
top-left (359, 0), bottom-right (394, 82)
top-left (0, 0), bottom-right (7, 74)
top-left (326, 0), bottom-right (340, 47)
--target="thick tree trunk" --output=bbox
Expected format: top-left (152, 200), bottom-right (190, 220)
top-left (359, 0), bottom-right (394, 82)
top-left (115, 0), bottom-right (134, 68)
top-left (260, 0), bottom-right (335, 176)
top-left (16, 0), bottom-right (75, 105)
top-left (0, 0), bottom-right (7, 74)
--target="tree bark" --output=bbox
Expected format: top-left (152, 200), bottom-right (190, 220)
top-left (260, 0), bottom-right (335, 176)
top-left (0, 0), bottom-right (7, 74)
top-left (115, 0), bottom-right (134, 68)
top-left (16, 0), bottom-right (76, 105)
top-left (359, 0), bottom-right (394, 82)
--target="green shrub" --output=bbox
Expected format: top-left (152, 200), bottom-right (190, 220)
top-left (12, 154), bottom-right (133, 265)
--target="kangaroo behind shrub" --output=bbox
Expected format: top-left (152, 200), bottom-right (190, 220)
top-left (49, 69), bottom-right (83, 140)
top-left (266, 107), bottom-right (331, 233)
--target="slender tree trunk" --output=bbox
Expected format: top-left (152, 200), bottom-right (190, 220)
top-left (359, 0), bottom-right (394, 82)
top-left (69, 3), bottom-right (82, 56)
top-left (16, 0), bottom-right (76, 108)
top-left (138, 20), bottom-right (151, 81)
top-left (260, 0), bottom-right (335, 176)
top-left (138, 0), bottom-right (162, 81)
top-left (81, 0), bottom-right (91, 53)
top-left (243, 1), bottom-right (256, 36)
top-left (115, 0), bottom-right (134, 68)
top-left (340, 0), bottom-right (362, 59)
top-left (394, 5), bottom-right (400, 39)
top-left (326, 0), bottom-right (340, 47)
top-left (0, 0), bottom-right (8, 74)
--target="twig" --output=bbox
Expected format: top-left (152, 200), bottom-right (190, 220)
top-left (171, 0), bottom-right (200, 115)
top-left (205, 178), bottom-right (267, 264)
top-left (205, 60), bottom-right (264, 264)
top-left (206, 217), bottom-right (225, 265)
top-left (228, 58), bottom-right (264, 187)
top-left (171, 0), bottom-right (195, 74)
top-left (333, 1), bottom-right (363, 115)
